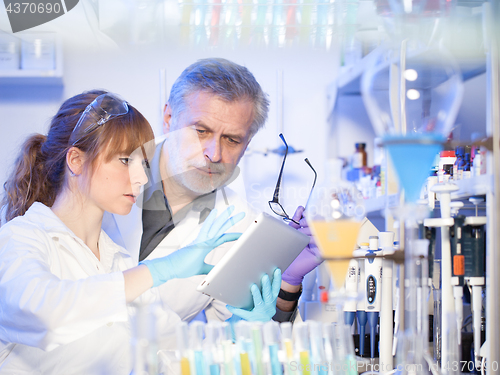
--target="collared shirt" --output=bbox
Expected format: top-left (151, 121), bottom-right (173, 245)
top-left (138, 139), bottom-right (217, 261)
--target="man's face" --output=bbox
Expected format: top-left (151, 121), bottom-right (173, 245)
top-left (163, 91), bottom-right (255, 195)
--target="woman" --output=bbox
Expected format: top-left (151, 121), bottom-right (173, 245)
top-left (0, 90), bottom-right (244, 374)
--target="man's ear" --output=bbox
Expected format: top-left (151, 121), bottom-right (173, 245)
top-left (162, 103), bottom-right (172, 134)
top-left (66, 147), bottom-right (85, 176)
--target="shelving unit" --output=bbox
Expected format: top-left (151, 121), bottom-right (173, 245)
top-left (328, 1), bottom-right (499, 371)
top-left (0, 33), bottom-right (63, 86)
top-left (337, 46), bottom-right (486, 96)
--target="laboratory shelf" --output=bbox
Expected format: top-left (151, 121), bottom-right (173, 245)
top-left (0, 33), bottom-right (63, 86)
top-left (0, 69), bottom-right (63, 86)
top-left (423, 175), bottom-right (491, 203)
top-left (450, 174), bottom-right (493, 200)
top-left (363, 193), bottom-right (399, 213)
top-left (337, 47), bottom-right (486, 96)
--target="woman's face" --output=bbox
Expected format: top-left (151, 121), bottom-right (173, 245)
top-left (88, 147), bottom-right (148, 215)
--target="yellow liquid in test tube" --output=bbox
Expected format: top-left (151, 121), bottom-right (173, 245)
top-left (309, 220), bottom-right (361, 289)
top-left (240, 352), bottom-right (252, 375)
top-left (299, 351), bottom-right (311, 375)
top-left (180, 357), bottom-right (191, 375)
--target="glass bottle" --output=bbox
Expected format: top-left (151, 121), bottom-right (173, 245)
top-left (352, 142), bottom-right (367, 169)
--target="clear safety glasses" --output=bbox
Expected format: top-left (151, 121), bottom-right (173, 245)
top-left (69, 93), bottom-right (129, 146)
top-left (268, 133), bottom-right (317, 225)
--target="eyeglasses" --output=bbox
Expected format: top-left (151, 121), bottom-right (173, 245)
top-left (69, 93), bottom-right (129, 146)
top-left (268, 133), bottom-right (317, 225)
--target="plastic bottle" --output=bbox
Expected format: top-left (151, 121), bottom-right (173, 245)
top-left (438, 150), bottom-right (456, 182)
top-left (453, 146), bottom-right (464, 180)
top-left (472, 148), bottom-right (482, 176)
top-left (463, 153), bottom-right (471, 179)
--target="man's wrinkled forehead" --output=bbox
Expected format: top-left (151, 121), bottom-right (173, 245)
top-left (174, 91), bottom-right (255, 128)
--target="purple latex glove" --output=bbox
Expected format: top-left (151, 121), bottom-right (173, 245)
top-left (281, 206), bottom-right (323, 286)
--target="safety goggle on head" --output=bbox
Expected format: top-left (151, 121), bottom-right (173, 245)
top-left (69, 93), bottom-right (129, 146)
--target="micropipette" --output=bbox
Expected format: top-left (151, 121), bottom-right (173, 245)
top-left (450, 214), bottom-right (466, 353)
top-left (357, 244), bottom-right (368, 357)
top-left (365, 236), bottom-right (382, 367)
top-left (463, 198), bottom-right (487, 370)
top-left (379, 231), bottom-right (395, 372)
top-left (344, 256), bottom-right (359, 329)
top-left (392, 241), bottom-right (400, 358)
top-left (425, 182), bottom-right (459, 372)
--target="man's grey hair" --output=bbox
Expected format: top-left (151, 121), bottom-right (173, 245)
top-left (168, 58), bottom-right (270, 137)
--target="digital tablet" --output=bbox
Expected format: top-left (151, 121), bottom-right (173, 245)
top-left (196, 212), bottom-right (310, 310)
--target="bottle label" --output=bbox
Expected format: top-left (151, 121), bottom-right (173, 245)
top-left (352, 153), bottom-right (363, 169)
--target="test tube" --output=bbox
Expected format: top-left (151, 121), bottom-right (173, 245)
top-left (190, 321), bottom-right (207, 375)
top-left (263, 321), bottom-right (283, 375)
top-left (252, 323), bottom-right (265, 375)
top-left (280, 322), bottom-right (296, 375)
top-left (206, 322), bottom-right (222, 375)
top-left (221, 322), bottom-right (236, 375)
top-left (176, 322), bottom-right (192, 375)
top-left (235, 321), bottom-right (255, 375)
top-left (333, 323), bottom-right (357, 375)
top-left (308, 321), bottom-right (327, 375)
top-left (294, 322), bottom-right (311, 375)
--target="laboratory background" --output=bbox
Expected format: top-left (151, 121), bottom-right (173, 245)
top-left (0, 0), bottom-right (499, 374)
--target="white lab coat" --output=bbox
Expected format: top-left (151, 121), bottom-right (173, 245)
top-left (102, 137), bottom-right (258, 323)
top-left (0, 202), bottom-right (180, 374)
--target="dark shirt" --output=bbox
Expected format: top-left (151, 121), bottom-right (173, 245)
top-left (138, 140), bottom-right (216, 261)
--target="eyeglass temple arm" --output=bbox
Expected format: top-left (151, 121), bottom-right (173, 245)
top-left (272, 134), bottom-right (289, 201)
top-left (304, 158), bottom-right (317, 210)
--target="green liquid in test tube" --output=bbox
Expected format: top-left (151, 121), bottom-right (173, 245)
top-left (252, 323), bottom-right (265, 375)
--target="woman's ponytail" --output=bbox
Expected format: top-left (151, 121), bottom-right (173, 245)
top-left (2, 134), bottom-right (52, 222)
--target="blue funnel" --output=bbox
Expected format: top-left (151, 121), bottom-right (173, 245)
top-left (383, 134), bottom-right (444, 203)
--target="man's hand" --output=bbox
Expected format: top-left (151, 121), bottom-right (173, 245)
top-left (282, 206), bottom-right (323, 286)
top-left (226, 269), bottom-right (281, 321)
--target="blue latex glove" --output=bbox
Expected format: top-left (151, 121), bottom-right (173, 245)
top-left (226, 268), bottom-right (281, 322)
top-left (140, 206), bottom-right (245, 287)
top-left (282, 206), bottom-right (323, 286)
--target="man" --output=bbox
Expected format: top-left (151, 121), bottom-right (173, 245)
top-left (103, 58), bottom-right (321, 323)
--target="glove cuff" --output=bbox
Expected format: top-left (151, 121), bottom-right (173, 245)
top-left (281, 273), bottom-right (303, 286)
top-left (139, 259), bottom-right (174, 288)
